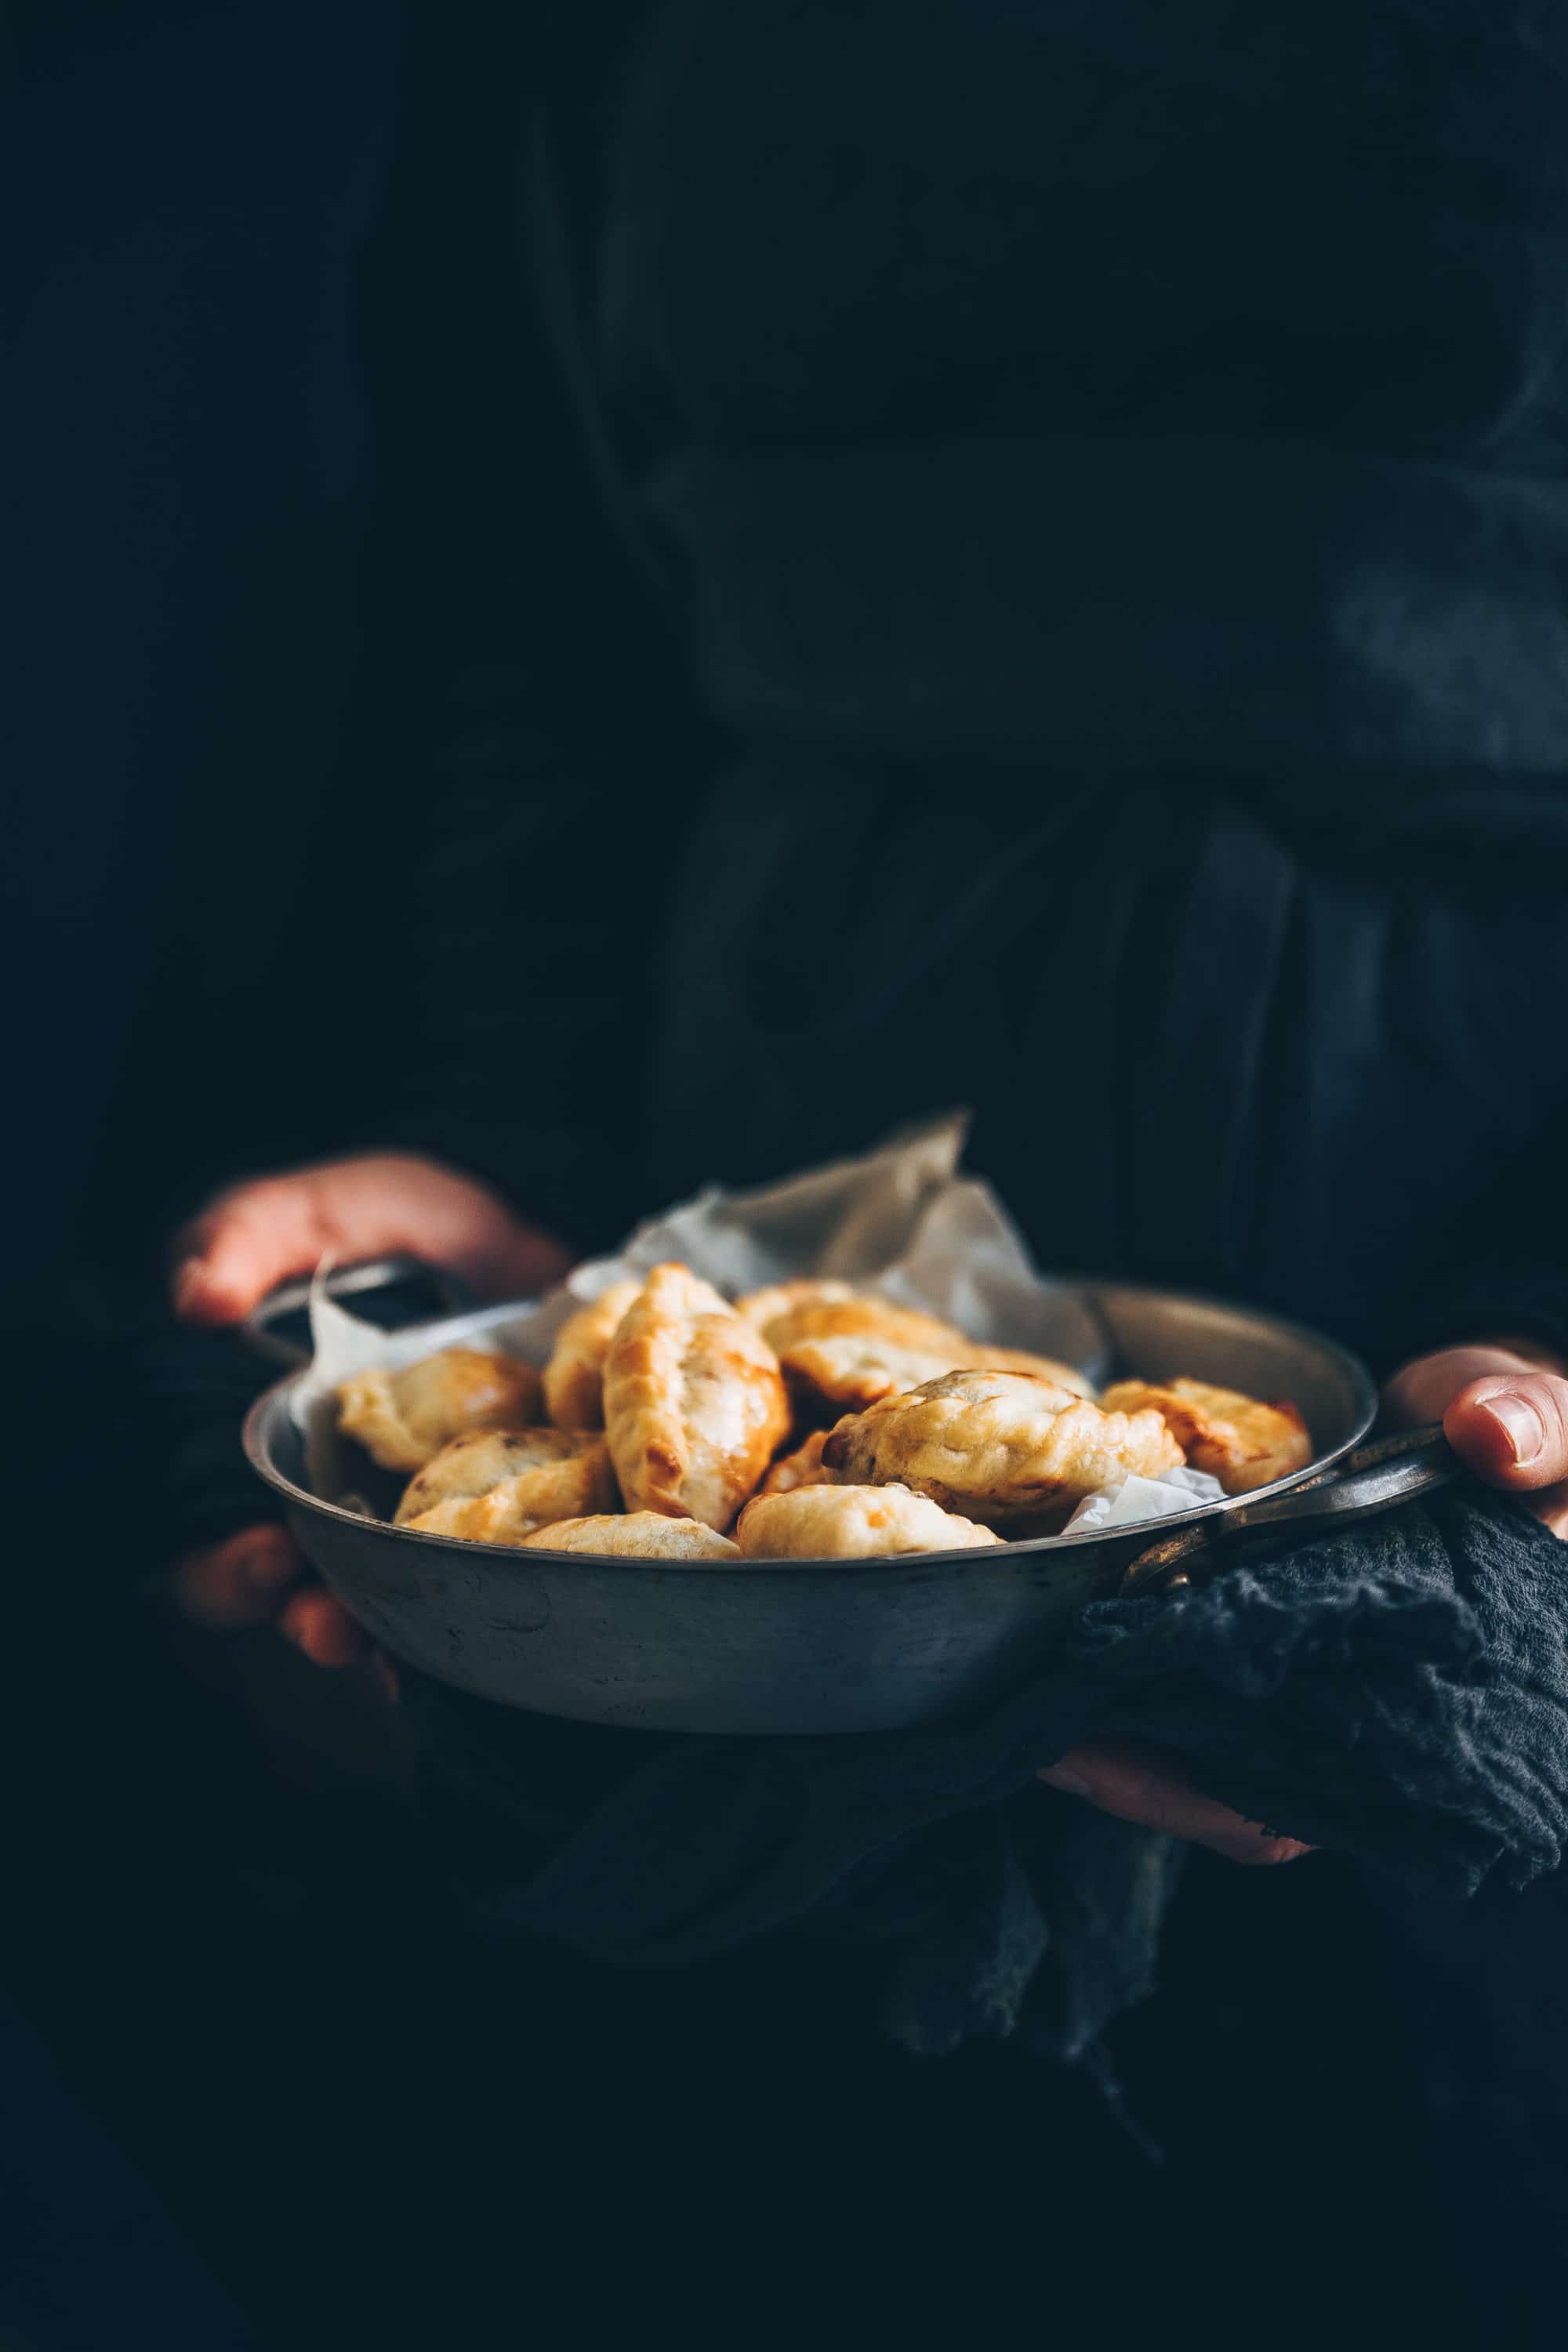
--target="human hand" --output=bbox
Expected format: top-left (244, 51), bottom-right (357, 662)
top-left (1038, 1331), bottom-right (1568, 1857)
top-left (170, 1152), bottom-right (572, 1667)
top-left (1380, 1336), bottom-right (1568, 1538)
top-left (170, 1151), bottom-right (570, 1326)
top-left (173, 1523), bottom-right (374, 1668)
top-left (1039, 1740), bottom-right (1312, 1864)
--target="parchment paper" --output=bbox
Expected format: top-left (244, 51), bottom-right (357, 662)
top-left (292, 1115), bottom-right (1222, 1537)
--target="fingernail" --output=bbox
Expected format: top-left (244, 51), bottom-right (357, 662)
top-left (1483, 1390), bottom-right (1544, 1467)
top-left (1039, 1764), bottom-right (1092, 1798)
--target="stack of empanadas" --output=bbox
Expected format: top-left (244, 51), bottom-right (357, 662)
top-left (334, 1265), bottom-right (1312, 1559)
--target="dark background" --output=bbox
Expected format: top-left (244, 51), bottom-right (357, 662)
top-left (9, 5), bottom-right (527, 2340)
top-left (7, 8), bottom-right (1563, 2347)
top-left (12, 0), bottom-right (527, 1314)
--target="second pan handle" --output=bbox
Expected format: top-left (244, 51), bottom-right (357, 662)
top-left (1122, 1423), bottom-right (1461, 1595)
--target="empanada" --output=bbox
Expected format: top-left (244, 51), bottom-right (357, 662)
top-left (775, 1298), bottom-right (1095, 1417)
top-left (779, 1333), bottom-right (982, 1415)
top-left (766, 1294), bottom-right (975, 1358)
top-left (602, 1262), bottom-right (792, 1530)
top-left (543, 1280), bottom-right (641, 1430)
top-left (394, 1427), bottom-right (616, 1543)
top-left (755, 1428), bottom-right (836, 1497)
top-left (336, 1348), bottom-right (543, 1474)
top-left (733, 1279), bottom-right (858, 1348)
top-left (1098, 1377), bottom-right (1310, 1495)
top-left (960, 1344), bottom-right (1096, 1394)
top-left (822, 1368), bottom-right (1184, 1529)
top-left (519, 1512), bottom-right (741, 1559)
top-left (768, 1296), bottom-right (982, 1417)
top-left (735, 1483), bottom-right (1000, 1559)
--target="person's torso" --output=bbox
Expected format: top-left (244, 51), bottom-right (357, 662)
top-left (539, 2), bottom-right (1568, 1345)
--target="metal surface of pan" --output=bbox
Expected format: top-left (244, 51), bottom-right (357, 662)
top-left (237, 1271), bottom-right (1442, 1733)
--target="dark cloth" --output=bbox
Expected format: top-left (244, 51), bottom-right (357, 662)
top-left (0, 1991), bottom-right (261, 2352)
top-left (396, 1486), bottom-right (1568, 2072)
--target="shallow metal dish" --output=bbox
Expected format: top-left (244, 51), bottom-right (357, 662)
top-left (236, 1272), bottom-right (1442, 1735)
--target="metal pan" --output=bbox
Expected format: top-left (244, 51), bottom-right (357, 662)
top-left (241, 1263), bottom-right (1450, 1735)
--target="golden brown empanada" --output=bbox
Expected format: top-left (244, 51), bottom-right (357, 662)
top-left (733, 1279), bottom-right (858, 1348)
top-left (959, 1343), bottom-right (1096, 1393)
top-left (542, 1280), bottom-right (641, 1430)
top-left (768, 1296), bottom-right (982, 1418)
top-left (735, 1483), bottom-right (1000, 1559)
top-left (336, 1348), bottom-right (543, 1473)
top-left (779, 1333), bottom-right (982, 1415)
top-left (822, 1369), bottom-right (1183, 1530)
top-left (774, 1298), bottom-right (1095, 1417)
top-left (766, 1294), bottom-right (974, 1357)
top-left (394, 1427), bottom-right (616, 1544)
top-left (519, 1512), bottom-right (741, 1559)
top-left (1098, 1377), bottom-right (1310, 1495)
top-left (602, 1262), bottom-right (792, 1530)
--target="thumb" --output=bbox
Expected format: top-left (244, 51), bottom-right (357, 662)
top-left (1443, 1371), bottom-right (1568, 1492)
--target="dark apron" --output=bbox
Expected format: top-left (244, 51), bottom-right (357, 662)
top-left (626, 434), bottom-right (1568, 1354)
top-left (524, 55), bottom-right (1568, 1359)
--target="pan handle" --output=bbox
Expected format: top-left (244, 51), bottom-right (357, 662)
top-left (1121, 1422), bottom-right (1461, 1595)
top-left (239, 1254), bottom-right (479, 1369)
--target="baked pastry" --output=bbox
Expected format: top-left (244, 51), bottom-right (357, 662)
top-left (519, 1512), bottom-right (742, 1559)
top-left (755, 1428), bottom-right (836, 1497)
top-left (733, 1279), bottom-right (858, 1348)
top-left (779, 1332), bottom-right (982, 1414)
top-left (768, 1296), bottom-right (978, 1417)
top-left (822, 1368), bottom-right (1184, 1529)
top-left (602, 1262), bottom-right (792, 1530)
top-left (768, 1294), bottom-right (973, 1357)
top-left (1098, 1377), bottom-right (1310, 1495)
top-left (394, 1427), bottom-right (616, 1543)
top-left (542, 1280), bottom-right (641, 1430)
top-left (958, 1343), bottom-right (1096, 1393)
top-left (336, 1348), bottom-right (543, 1473)
top-left (774, 1298), bottom-right (1095, 1417)
top-left (735, 1483), bottom-right (1000, 1559)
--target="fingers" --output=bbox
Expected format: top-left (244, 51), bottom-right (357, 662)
top-left (176, 1524), bottom-right (304, 1628)
top-left (1381, 1345), bottom-right (1541, 1432)
top-left (278, 1587), bottom-right (371, 1668)
top-left (1040, 1742), bottom-right (1312, 1866)
top-left (1522, 1481), bottom-right (1568, 1541)
top-left (1443, 1370), bottom-right (1568, 1494)
top-left (172, 1174), bottom-right (347, 1324)
top-left (1382, 1345), bottom-right (1568, 1533)
top-left (170, 1153), bottom-right (573, 1325)
top-left (174, 1526), bottom-right (372, 1669)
